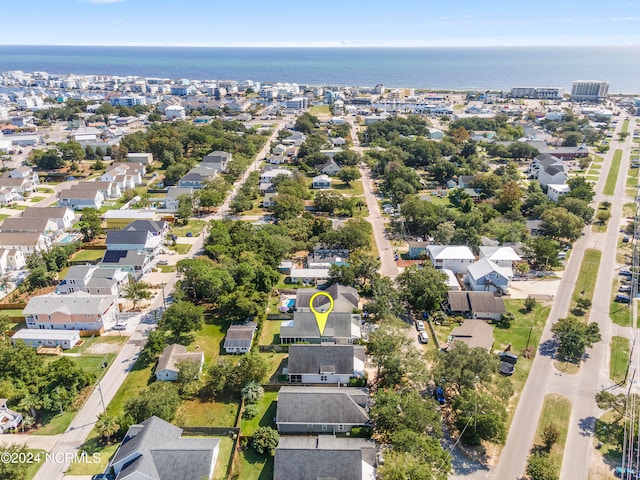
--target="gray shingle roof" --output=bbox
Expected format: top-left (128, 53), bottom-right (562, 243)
top-left (279, 311), bottom-right (360, 341)
top-left (223, 322), bottom-right (257, 350)
top-left (21, 206), bottom-right (72, 219)
top-left (156, 344), bottom-right (203, 374)
top-left (295, 284), bottom-right (359, 313)
top-left (287, 344), bottom-right (365, 375)
top-left (123, 220), bottom-right (167, 234)
top-left (0, 217), bottom-right (53, 233)
top-left (106, 230), bottom-right (150, 246)
top-left (23, 291), bottom-right (117, 316)
top-left (110, 416), bottom-right (219, 480)
top-left (447, 291), bottom-right (506, 315)
top-left (274, 436), bottom-right (376, 480)
top-left (276, 386), bottom-right (370, 426)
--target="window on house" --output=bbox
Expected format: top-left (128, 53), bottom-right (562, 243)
top-left (322, 424), bottom-right (327, 431)
top-left (320, 375), bottom-right (328, 382)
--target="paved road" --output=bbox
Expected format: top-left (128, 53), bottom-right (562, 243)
top-left (491, 115), bottom-right (636, 480)
top-left (17, 119), bottom-right (289, 480)
top-left (347, 118), bottom-right (400, 279)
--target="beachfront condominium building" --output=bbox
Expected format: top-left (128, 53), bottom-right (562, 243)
top-left (510, 87), bottom-right (564, 100)
top-left (571, 81), bottom-right (609, 102)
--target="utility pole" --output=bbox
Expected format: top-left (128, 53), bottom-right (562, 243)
top-left (97, 382), bottom-right (106, 414)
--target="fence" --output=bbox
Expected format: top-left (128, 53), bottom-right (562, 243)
top-left (182, 426), bottom-right (240, 436)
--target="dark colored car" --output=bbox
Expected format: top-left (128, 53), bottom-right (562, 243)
top-left (615, 294), bottom-right (631, 303)
top-left (433, 386), bottom-right (446, 405)
top-left (499, 352), bottom-right (518, 376)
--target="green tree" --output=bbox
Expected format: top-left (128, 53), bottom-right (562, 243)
top-left (526, 452), bottom-right (558, 480)
top-left (524, 296), bottom-right (537, 313)
top-left (160, 301), bottom-right (205, 341)
top-left (541, 424), bottom-right (560, 451)
top-left (126, 382), bottom-right (181, 423)
top-left (370, 389), bottom-right (442, 439)
top-left (559, 197), bottom-right (594, 224)
top-left (396, 265), bottom-right (448, 313)
top-left (367, 327), bottom-right (410, 382)
top-left (270, 193), bottom-right (304, 221)
top-left (252, 426), bottom-right (280, 456)
top-left (294, 112), bottom-right (319, 134)
top-left (96, 413), bottom-right (120, 444)
top-left (378, 449), bottom-right (449, 480)
top-left (551, 316), bottom-right (601, 363)
top-left (528, 236), bottom-right (561, 269)
top-left (566, 176), bottom-right (595, 202)
top-left (123, 277), bottom-right (153, 310)
top-left (498, 311), bottom-right (516, 328)
top-left (452, 388), bottom-right (507, 445)
top-left (228, 352), bottom-right (269, 393)
top-left (241, 381), bottom-right (264, 404)
top-left (176, 358), bottom-right (202, 397)
top-left (78, 208), bottom-right (104, 241)
top-left (0, 444), bottom-right (31, 480)
top-left (175, 194), bottom-right (194, 225)
top-left (541, 207), bottom-right (584, 241)
top-left (337, 166), bottom-right (361, 185)
top-left (314, 190), bottom-right (347, 214)
top-left (433, 342), bottom-right (498, 393)
top-left (365, 276), bottom-right (404, 321)
top-left (321, 217), bottom-right (372, 251)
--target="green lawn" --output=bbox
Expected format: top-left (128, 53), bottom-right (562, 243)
top-left (610, 336), bottom-right (630, 384)
top-left (24, 450), bottom-right (46, 480)
top-left (592, 203), bottom-right (611, 233)
top-left (188, 320), bottom-right (227, 364)
top-left (331, 179), bottom-right (364, 196)
top-left (66, 442), bottom-right (118, 476)
top-left (37, 187), bottom-right (55, 194)
top-left (240, 391), bottom-right (278, 436)
top-left (33, 410), bottom-right (77, 435)
top-left (212, 437), bottom-right (235, 480)
top-left (71, 248), bottom-right (106, 262)
top-left (169, 243), bottom-right (191, 254)
top-left (158, 265), bottom-right (176, 273)
top-left (29, 196), bottom-right (45, 202)
top-left (622, 119), bottom-right (630, 134)
top-left (610, 301), bottom-right (632, 327)
top-left (235, 448), bottom-right (274, 480)
top-left (0, 214), bottom-right (10, 221)
top-left (570, 249), bottom-right (601, 318)
top-left (260, 319), bottom-right (282, 345)
top-left (309, 105), bottom-right (331, 116)
top-left (106, 359), bottom-right (154, 417)
top-left (263, 352), bottom-right (288, 381)
top-left (603, 149), bottom-right (623, 195)
top-left (176, 396), bottom-right (240, 427)
top-left (171, 219), bottom-right (207, 237)
top-left (532, 394), bottom-right (572, 478)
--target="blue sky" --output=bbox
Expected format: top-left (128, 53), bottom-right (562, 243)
top-left (1, 0), bottom-right (639, 46)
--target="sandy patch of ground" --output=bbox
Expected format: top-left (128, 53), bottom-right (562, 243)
top-left (86, 341), bottom-right (121, 354)
top-left (508, 274), bottom-right (562, 299)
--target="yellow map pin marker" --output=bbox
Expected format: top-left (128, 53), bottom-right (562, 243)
top-left (309, 291), bottom-right (334, 336)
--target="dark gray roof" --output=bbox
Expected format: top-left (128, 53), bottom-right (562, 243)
top-left (21, 206), bottom-right (71, 219)
top-left (123, 220), bottom-right (167, 234)
top-left (534, 153), bottom-right (562, 166)
top-left (447, 291), bottom-right (506, 314)
top-left (110, 416), bottom-right (219, 480)
top-left (449, 320), bottom-right (495, 351)
top-left (101, 250), bottom-right (147, 266)
top-left (544, 164), bottom-right (565, 176)
top-left (280, 312), bottom-right (360, 340)
top-left (287, 344), bottom-right (365, 375)
top-left (106, 230), bottom-right (150, 246)
top-left (0, 217), bottom-right (53, 232)
top-left (274, 436), bottom-right (376, 480)
top-left (276, 386), bottom-right (369, 425)
top-left (295, 284), bottom-right (359, 313)
top-left (223, 322), bottom-right (257, 350)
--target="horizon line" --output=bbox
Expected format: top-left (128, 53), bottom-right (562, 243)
top-left (2, 42), bottom-right (640, 48)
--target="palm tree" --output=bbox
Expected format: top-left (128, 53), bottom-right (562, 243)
top-left (18, 394), bottom-right (42, 422)
top-left (96, 413), bottom-right (120, 444)
top-left (21, 415), bottom-right (35, 432)
top-left (241, 381), bottom-right (264, 404)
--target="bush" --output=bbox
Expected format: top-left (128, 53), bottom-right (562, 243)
top-left (252, 426), bottom-right (279, 456)
top-left (242, 404), bottom-right (259, 419)
top-left (524, 297), bottom-right (537, 312)
top-left (526, 451), bottom-right (558, 480)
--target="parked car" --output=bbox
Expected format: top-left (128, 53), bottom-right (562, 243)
top-left (157, 260), bottom-right (169, 266)
top-left (186, 231), bottom-right (193, 237)
top-left (415, 320), bottom-right (425, 331)
top-left (619, 285), bottom-right (632, 293)
top-left (623, 236), bottom-right (631, 243)
top-left (113, 322), bottom-right (128, 331)
top-left (419, 331), bottom-right (429, 344)
top-left (615, 294), bottom-right (631, 303)
top-left (620, 269), bottom-right (633, 277)
top-left (433, 386), bottom-right (446, 405)
top-left (498, 352), bottom-right (518, 376)
top-left (614, 466), bottom-right (637, 478)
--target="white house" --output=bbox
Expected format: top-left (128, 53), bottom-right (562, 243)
top-left (531, 154), bottom-right (568, 187)
top-left (260, 168), bottom-right (293, 184)
top-left (0, 186), bottom-right (23, 206)
top-left (0, 399), bottom-right (22, 433)
top-left (478, 246), bottom-right (522, 269)
top-left (466, 258), bottom-right (513, 294)
top-left (0, 248), bottom-right (26, 274)
top-left (164, 186), bottom-right (194, 212)
top-left (286, 344), bottom-right (366, 384)
top-left (155, 344), bottom-right (204, 381)
top-left (11, 329), bottom-right (80, 350)
top-left (202, 151), bottom-right (232, 172)
top-left (57, 265), bottom-right (128, 296)
top-left (58, 188), bottom-right (104, 210)
top-left (21, 207), bottom-right (75, 230)
top-left (427, 245), bottom-right (476, 274)
top-left (127, 152), bottom-right (153, 165)
top-left (547, 183), bottom-right (571, 202)
top-left (312, 174), bottom-right (332, 189)
top-left (223, 322), bottom-right (257, 354)
top-left (0, 232), bottom-right (51, 255)
top-left (317, 158), bottom-right (342, 176)
top-left (165, 105), bottom-right (186, 119)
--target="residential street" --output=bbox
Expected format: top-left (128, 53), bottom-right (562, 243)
top-left (348, 118), bottom-right (400, 279)
top-left (2, 119), bottom-right (291, 480)
top-left (490, 115), bottom-right (636, 480)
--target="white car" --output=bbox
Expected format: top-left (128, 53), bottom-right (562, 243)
top-left (415, 320), bottom-right (425, 331)
top-left (112, 323), bottom-right (127, 331)
top-left (419, 331), bottom-right (429, 344)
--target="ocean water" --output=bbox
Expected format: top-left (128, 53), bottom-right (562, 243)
top-left (0, 45), bottom-right (638, 93)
